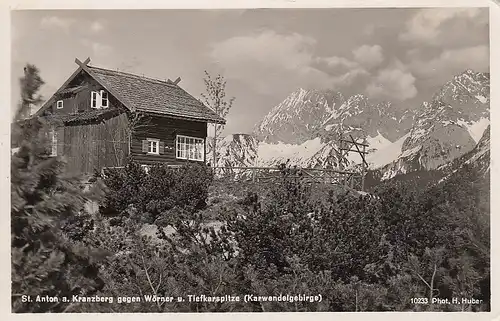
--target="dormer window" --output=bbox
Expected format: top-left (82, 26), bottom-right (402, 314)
top-left (56, 100), bottom-right (63, 109)
top-left (100, 90), bottom-right (108, 108)
top-left (91, 91), bottom-right (98, 108)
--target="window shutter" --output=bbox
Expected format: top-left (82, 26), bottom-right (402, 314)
top-left (142, 140), bottom-right (148, 153)
top-left (91, 91), bottom-right (97, 108)
top-left (96, 91), bottom-right (102, 108)
top-left (100, 90), bottom-right (108, 108)
top-left (159, 141), bottom-right (165, 154)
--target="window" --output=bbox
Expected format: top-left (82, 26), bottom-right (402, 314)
top-left (91, 91), bottom-right (98, 108)
top-left (50, 129), bottom-right (57, 156)
top-left (91, 90), bottom-right (109, 108)
top-left (148, 138), bottom-right (160, 155)
top-left (176, 135), bottom-right (204, 161)
top-left (100, 90), bottom-right (108, 108)
top-left (56, 100), bottom-right (63, 109)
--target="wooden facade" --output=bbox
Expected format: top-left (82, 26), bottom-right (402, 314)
top-left (50, 110), bottom-right (209, 174)
top-left (59, 113), bottom-right (129, 174)
top-left (46, 73), bottom-right (119, 115)
top-left (131, 115), bottom-right (207, 166)
top-left (36, 58), bottom-right (223, 175)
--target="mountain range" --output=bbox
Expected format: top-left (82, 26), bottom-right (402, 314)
top-left (212, 69), bottom-right (490, 185)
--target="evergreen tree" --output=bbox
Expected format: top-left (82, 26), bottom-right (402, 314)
top-left (15, 64), bottom-right (45, 121)
top-left (11, 65), bottom-right (107, 313)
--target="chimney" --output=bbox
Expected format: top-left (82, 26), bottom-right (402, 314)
top-left (173, 77), bottom-right (181, 85)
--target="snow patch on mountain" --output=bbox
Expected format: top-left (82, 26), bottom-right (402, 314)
top-left (366, 133), bottom-right (410, 169)
top-left (475, 95), bottom-right (488, 104)
top-left (366, 131), bottom-right (392, 152)
top-left (217, 69), bottom-right (489, 182)
top-left (213, 134), bottom-right (259, 167)
top-left (457, 117), bottom-right (489, 143)
top-left (256, 138), bottom-right (325, 166)
top-left (465, 125), bottom-right (490, 166)
top-left (438, 125), bottom-right (490, 182)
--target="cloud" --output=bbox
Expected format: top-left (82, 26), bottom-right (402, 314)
top-left (320, 56), bottom-right (359, 70)
top-left (80, 38), bottom-right (113, 57)
top-left (40, 16), bottom-right (75, 32)
top-left (366, 60), bottom-right (417, 101)
top-left (211, 30), bottom-right (315, 72)
top-left (410, 45), bottom-right (489, 79)
top-left (209, 30), bottom-right (336, 94)
top-left (399, 8), bottom-right (486, 45)
top-left (210, 30), bottom-right (418, 102)
top-left (330, 68), bottom-right (370, 87)
top-left (210, 30), bottom-right (380, 97)
top-left (352, 44), bottom-right (384, 69)
top-left (90, 21), bottom-right (104, 32)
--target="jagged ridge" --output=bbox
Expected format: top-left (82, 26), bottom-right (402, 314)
top-left (215, 69), bottom-right (490, 183)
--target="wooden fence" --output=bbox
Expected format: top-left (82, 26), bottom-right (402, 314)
top-left (211, 166), bottom-right (362, 189)
top-left (100, 164), bottom-right (364, 190)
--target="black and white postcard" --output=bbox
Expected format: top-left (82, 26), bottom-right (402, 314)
top-left (5, 0), bottom-right (497, 318)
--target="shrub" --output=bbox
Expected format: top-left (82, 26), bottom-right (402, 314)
top-left (11, 118), bottom-right (107, 313)
top-left (221, 164), bottom-right (489, 311)
top-left (100, 162), bottom-right (214, 224)
top-left (79, 162), bottom-right (489, 312)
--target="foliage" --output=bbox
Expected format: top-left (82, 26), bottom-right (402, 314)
top-left (11, 117), bottom-right (108, 312)
top-left (100, 162), bottom-right (214, 225)
top-left (217, 164), bottom-right (490, 311)
top-left (14, 64), bottom-right (45, 121)
top-left (74, 162), bottom-right (242, 312)
top-left (11, 64), bottom-right (109, 313)
top-left (15, 122), bottom-right (488, 313)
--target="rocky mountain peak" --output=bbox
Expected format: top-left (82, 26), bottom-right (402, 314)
top-left (433, 69), bottom-right (490, 106)
top-left (220, 69), bottom-right (489, 184)
top-left (253, 88), bottom-right (344, 144)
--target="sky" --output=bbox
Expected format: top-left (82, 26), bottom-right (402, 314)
top-left (11, 8), bottom-right (489, 135)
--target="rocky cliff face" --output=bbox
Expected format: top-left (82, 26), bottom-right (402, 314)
top-left (214, 70), bottom-right (490, 183)
top-left (254, 89), bottom-right (412, 145)
top-left (212, 134), bottom-right (259, 168)
top-left (439, 125), bottom-right (490, 179)
top-left (254, 89), bottom-right (343, 144)
top-left (372, 70), bottom-right (489, 179)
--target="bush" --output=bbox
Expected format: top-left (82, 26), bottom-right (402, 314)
top-left (11, 117), bottom-right (107, 313)
top-left (76, 162), bottom-right (489, 312)
top-left (220, 164), bottom-right (490, 311)
top-left (100, 162), bottom-right (214, 224)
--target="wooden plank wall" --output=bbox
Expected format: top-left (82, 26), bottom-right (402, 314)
top-left (62, 113), bottom-right (129, 175)
top-left (131, 115), bottom-right (208, 166)
top-left (47, 72), bottom-right (118, 115)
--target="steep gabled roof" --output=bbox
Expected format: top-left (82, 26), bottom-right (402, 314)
top-left (36, 58), bottom-right (226, 124)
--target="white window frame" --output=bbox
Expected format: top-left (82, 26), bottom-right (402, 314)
top-left (147, 138), bottom-right (160, 155)
top-left (176, 135), bottom-right (204, 161)
top-left (56, 100), bottom-right (64, 109)
top-left (100, 90), bottom-right (108, 108)
top-left (91, 91), bottom-right (98, 108)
